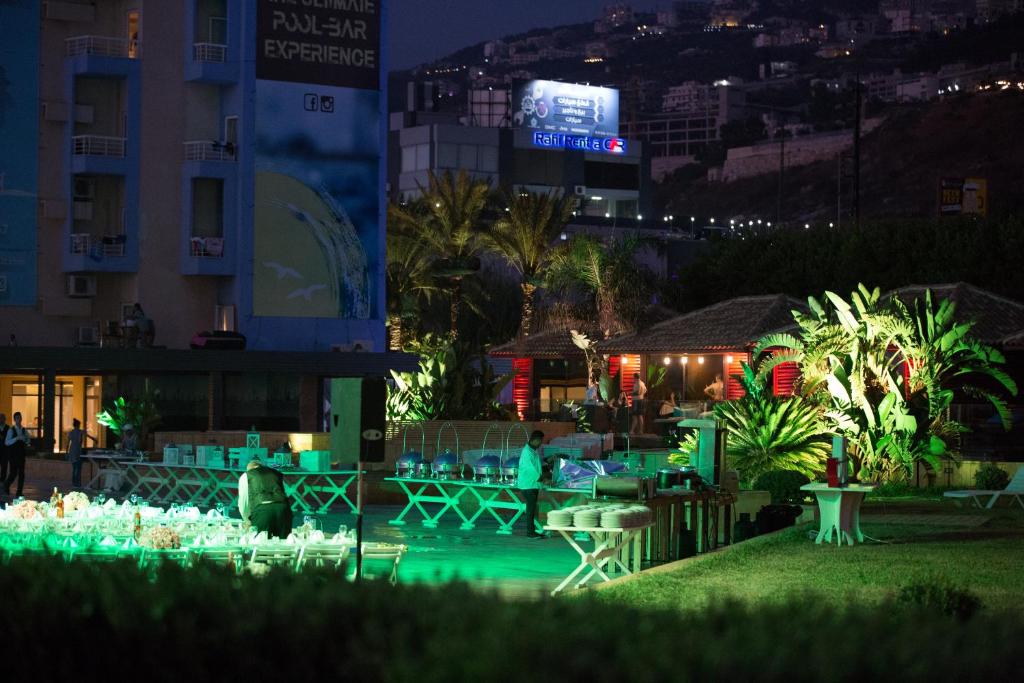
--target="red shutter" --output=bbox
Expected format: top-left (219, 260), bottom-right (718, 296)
top-left (618, 354), bottom-right (640, 405)
top-left (725, 357), bottom-right (747, 400)
top-left (772, 361), bottom-right (800, 397)
top-left (512, 358), bottom-right (532, 420)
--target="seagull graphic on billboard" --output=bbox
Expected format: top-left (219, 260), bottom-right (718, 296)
top-left (287, 283), bottom-right (327, 301)
top-left (263, 261), bottom-right (303, 280)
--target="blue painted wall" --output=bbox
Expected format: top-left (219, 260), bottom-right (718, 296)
top-left (0, 0), bottom-right (40, 305)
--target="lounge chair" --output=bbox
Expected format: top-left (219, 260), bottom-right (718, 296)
top-left (944, 467), bottom-right (1024, 509)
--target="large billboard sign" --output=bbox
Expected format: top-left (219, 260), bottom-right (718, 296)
top-left (256, 0), bottom-right (380, 90)
top-left (0, 0), bottom-right (39, 306)
top-left (253, 0), bottom-right (381, 320)
top-left (512, 79), bottom-right (620, 138)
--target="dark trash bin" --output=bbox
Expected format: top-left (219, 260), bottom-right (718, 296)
top-left (756, 504), bottom-right (803, 534)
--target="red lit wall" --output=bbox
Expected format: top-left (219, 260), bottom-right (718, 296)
top-left (618, 354), bottom-right (641, 404)
top-left (512, 358), bottom-right (533, 420)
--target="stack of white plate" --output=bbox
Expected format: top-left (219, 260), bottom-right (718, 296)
top-left (573, 507), bottom-right (602, 529)
top-left (600, 508), bottom-right (627, 528)
top-left (546, 509), bottom-right (574, 527)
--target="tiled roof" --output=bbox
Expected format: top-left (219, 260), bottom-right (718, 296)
top-left (885, 283), bottom-right (1024, 345)
top-left (597, 294), bottom-right (805, 354)
top-left (489, 325), bottom-right (603, 359)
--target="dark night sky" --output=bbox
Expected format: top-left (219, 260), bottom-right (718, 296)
top-left (388, 0), bottom-right (667, 70)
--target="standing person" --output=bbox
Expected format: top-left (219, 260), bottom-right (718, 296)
top-left (0, 413), bottom-right (9, 489)
top-left (517, 430), bottom-right (545, 539)
top-left (132, 303), bottom-right (155, 348)
top-left (238, 459), bottom-right (293, 538)
top-left (4, 412), bottom-right (30, 497)
top-left (630, 372), bottom-right (648, 435)
top-left (120, 423), bottom-right (139, 453)
top-left (704, 374), bottom-right (725, 402)
top-left (66, 418), bottom-right (96, 488)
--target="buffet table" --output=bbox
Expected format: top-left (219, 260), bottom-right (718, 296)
top-left (121, 463), bottom-right (361, 515)
top-left (545, 523), bottom-right (652, 595)
top-left (384, 477), bottom-right (589, 535)
top-left (82, 451), bottom-right (140, 490)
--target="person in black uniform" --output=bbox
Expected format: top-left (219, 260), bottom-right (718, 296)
top-left (4, 412), bottom-right (30, 497)
top-left (0, 413), bottom-right (9, 489)
top-left (237, 459), bottom-right (293, 538)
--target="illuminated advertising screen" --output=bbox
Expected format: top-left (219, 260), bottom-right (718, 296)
top-left (512, 79), bottom-right (620, 138)
top-left (253, 0), bottom-right (381, 319)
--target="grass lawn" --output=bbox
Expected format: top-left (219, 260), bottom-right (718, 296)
top-left (595, 502), bottom-right (1024, 613)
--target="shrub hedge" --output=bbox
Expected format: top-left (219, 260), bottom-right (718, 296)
top-left (1, 557), bottom-right (1022, 681)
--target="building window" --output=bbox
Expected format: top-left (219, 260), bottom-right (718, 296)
top-left (479, 145), bottom-right (499, 172)
top-left (437, 142), bottom-right (457, 169)
top-left (457, 144), bottom-right (478, 170)
top-left (191, 178), bottom-right (224, 238)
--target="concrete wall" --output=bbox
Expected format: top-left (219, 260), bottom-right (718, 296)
top-left (720, 119), bottom-right (884, 182)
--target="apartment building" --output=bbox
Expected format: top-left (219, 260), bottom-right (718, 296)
top-left (2, 0), bottom-right (387, 354)
top-left (0, 0), bottom-right (406, 451)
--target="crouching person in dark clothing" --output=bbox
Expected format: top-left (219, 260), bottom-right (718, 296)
top-left (238, 459), bottom-right (293, 538)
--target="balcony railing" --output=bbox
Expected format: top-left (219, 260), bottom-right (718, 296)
top-left (184, 140), bottom-right (236, 161)
top-left (189, 236), bottom-right (225, 258)
top-left (65, 35), bottom-right (139, 58)
top-left (72, 135), bottom-right (126, 157)
top-left (193, 42), bottom-right (227, 63)
top-left (70, 233), bottom-right (127, 257)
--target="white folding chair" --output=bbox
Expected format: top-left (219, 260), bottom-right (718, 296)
top-left (357, 543), bottom-right (407, 585)
top-left (296, 543), bottom-right (350, 572)
top-left (194, 545), bottom-right (246, 573)
top-left (248, 543), bottom-right (299, 571)
top-left (139, 547), bottom-right (192, 569)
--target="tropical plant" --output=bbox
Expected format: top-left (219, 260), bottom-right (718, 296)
top-left (485, 190), bottom-right (575, 337)
top-left (755, 285), bottom-right (1017, 481)
top-left (546, 235), bottom-right (655, 338)
top-left (388, 171), bottom-right (491, 337)
top-left (96, 392), bottom-right (161, 446)
top-left (387, 336), bottom-right (511, 421)
top-left (669, 364), bottom-right (829, 481)
top-left (974, 464), bottom-right (1010, 491)
top-left (752, 470), bottom-right (812, 505)
top-left (384, 229), bottom-right (438, 350)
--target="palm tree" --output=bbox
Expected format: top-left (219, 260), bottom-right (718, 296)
top-left (546, 234), bottom-right (654, 338)
top-left (485, 190), bottom-right (574, 337)
top-left (389, 171), bottom-right (490, 337)
top-left (384, 228), bottom-right (438, 351)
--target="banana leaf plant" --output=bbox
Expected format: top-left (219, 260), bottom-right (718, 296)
top-left (96, 392), bottom-right (161, 447)
top-left (754, 284), bottom-right (1017, 481)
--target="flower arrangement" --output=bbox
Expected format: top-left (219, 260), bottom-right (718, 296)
top-left (63, 491), bottom-right (90, 514)
top-left (141, 526), bottom-right (181, 550)
top-left (9, 500), bottom-right (42, 520)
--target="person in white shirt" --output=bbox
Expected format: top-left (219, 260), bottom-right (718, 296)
top-left (516, 430), bottom-right (545, 539)
top-left (630, 373), bottom-right (648, 435)
top-left (4, 412), bottom-right (30, 497)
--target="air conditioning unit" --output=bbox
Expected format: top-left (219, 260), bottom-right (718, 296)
top-left (574, 185), bottom-right (587, 196)
top-left (73, 177), bottom-right (95, 200)
top-left (66, 274), bottom-right (96, 297)
top-left (77, 326), bottom-right (99, 345)
top-left (0, 275), bottom-right (8, 294)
